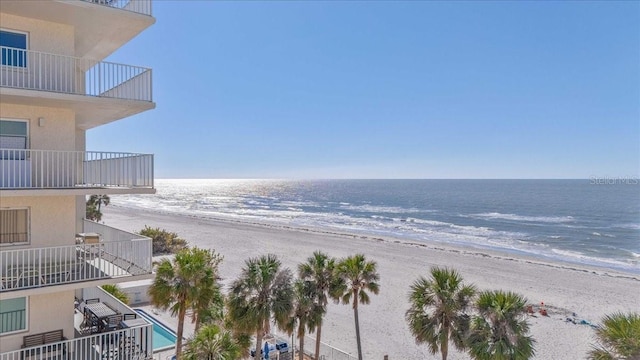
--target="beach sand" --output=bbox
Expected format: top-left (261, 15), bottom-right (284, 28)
top-left (104, 206), bottom-right (639, 360)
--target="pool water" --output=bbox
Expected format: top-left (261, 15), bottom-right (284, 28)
top-left (134, 309), bottom-right (177, 351)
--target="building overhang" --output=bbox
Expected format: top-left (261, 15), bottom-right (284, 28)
top-left (0, 0), bottom-right (155, 61)
top-left (0, 273), bottom-right (155, 301)
top-left (0, 187), bottom-right (156, 197)
top-left (0, 88), bottom-right (155, 129)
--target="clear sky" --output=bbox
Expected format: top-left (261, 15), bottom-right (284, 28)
top-left (87, 1), bottom-right (640, 179)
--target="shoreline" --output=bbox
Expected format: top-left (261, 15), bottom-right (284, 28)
top-left (104, 205), bottom-right (640, 359)
top-left (109, 205), bottom-right (640, 280)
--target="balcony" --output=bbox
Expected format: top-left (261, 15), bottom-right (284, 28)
top-left (0, 0), bottom-right (154, 60)
top-left (0, 221), bottom-right (152, 296)
top-left (0, 318), bottom-right (152, 360)
top-left (81, 0), bottom-right (153, 17)
top-left (0, 47), bottom-right (154, 128)
top-left (0, 287), bottom-right (153, 360)
top-left (0, 149), bottom-right (154, 195)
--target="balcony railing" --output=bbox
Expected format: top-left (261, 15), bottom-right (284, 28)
top-left (0, 149), bottom-right (154, 190)
top-left (0, 46), bottom-right (152, 102)
top-left (82, 0), bottom-right (153, 16)
top-left (0, 222), bottom-right (152, 292)
top-left (0, 322), bottom-right (152, 360)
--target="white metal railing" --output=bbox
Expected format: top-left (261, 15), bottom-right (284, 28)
top-left (0, 224), bottom-right (152, 292)
top-left (83, 220), bottom-right (153, 276)
top-left (0, 322), bottom-right (153, 360)
top-left (0, 46), bottom-right (152, 102)
top-left (0, 149), bottom-right (154, 189)
top-left (82, 0), bottom-right (153, 16)
top-left (272, 330), bottom-right (357, 360)
top-left (302, 335), bottom-right (357, 360)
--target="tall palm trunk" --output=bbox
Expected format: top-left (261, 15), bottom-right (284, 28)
top-left (176, 304), bottom-right (186, 359)
top-left (255, 329), bottom-right (263, 360)
top-left (353, 289), bottom-right (363, 360)
top-left (314, 321), bottom-right (322, 360)
top-left (194, 312), bottom-right (201, 333)
top-left (299, 332), bottom-right (305, 360)
top-left (442, 321), bottom-right (449, 360)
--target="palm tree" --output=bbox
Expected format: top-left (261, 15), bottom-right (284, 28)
top-left (467, 290), bottom-right (535, 360)
top-left (333, 254), bottom-right (380, 360)
top-left (89, 194), bottom-right (110, 212)
top-left (86, 195), bottom-right (110, 222)
top-left (285, 280), bottom-right (323, 360)
top-left (227, 254), bottom-right (293, 360)
top-left (406, 267), bottom-right (476, 360)
top-left (189, 251), bottom-right (223, 332)
top-left (194, 282), bottom-right (225, 330)
top-left (85, 203), bottom-right (102, 222)
top-left (588, 312), bottom-right (640, 360)
top-left (183, 324), bottom-right (241, 360)
top-left (298, 251), bottom-right (337, 360)
top-left (148, 247), bottom-right (223, 360)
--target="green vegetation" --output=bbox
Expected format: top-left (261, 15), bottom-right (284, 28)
top-left (285, 280), bottom-right (322, 360)
top-left (467, 290), bottom-right (535, 360)
top-left (183, 324), bottom-right (241, 360)
top-left (138, 226), bottom-right (188, 255)
top-left (101, 284), bottom-right (129, 305)
top-left (406, 267), bottom-right (476, 360)
top-left (333, 254), bottom-right (380, 360)
top-left (150, 246), bottom-right (544, 360)
top-left (588, 312), bottom-right (640, 360)
top-left (86, 194), bottom-right (110, 222)
top-left (298, 251), bottom-right (338, 360)
top-left (227, 254), bottom-right (294, 360)
top-left (148, 247), bottom-right (223, 359)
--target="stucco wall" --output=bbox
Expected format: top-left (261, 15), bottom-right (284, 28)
top-left (0, 13), bottom-right (74, 56)
top-left (0, 103), bottom-right (76, 151)
top-left (0, 196), bottom-right (77, 248)
top-left (0, 291), bottom-right (74, 352)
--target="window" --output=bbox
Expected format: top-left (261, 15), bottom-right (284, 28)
top-left (0, 30), bottom-right (27, 67)
top-left (0, 120), bottom-right (28, 160)
top-left (0, 208), bottom-right (29, 245)
top-left (0, 297), bottom-right (27, 335)
top-left (0, 120), bottom-right (28, 149)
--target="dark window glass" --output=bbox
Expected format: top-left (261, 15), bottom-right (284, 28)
top-left (0, 30), bottom-right (27, 67)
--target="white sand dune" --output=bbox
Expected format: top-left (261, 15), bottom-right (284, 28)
top-left (104, 207), bottom-right (639, 360)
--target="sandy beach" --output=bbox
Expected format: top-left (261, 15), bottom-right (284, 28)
top-left (104, 206), bottom-right (639, 360)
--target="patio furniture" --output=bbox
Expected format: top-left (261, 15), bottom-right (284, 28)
top-left (84, 302), bottom-right (118, 334)
top-left (43, 262), bottom-right (82, 284)
top-left (121, 318), bottom-right (147, 328)
top-left (1, 266), bottom-right (46, 289)
top-left (102, 314), bottom-right (123, 331)
top-left (21, 329), bottom-right (67, 359)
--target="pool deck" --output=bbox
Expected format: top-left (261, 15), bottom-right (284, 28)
top-left (135, 303), bottom-right (185, 360)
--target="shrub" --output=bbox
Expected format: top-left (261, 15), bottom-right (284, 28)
top-left (138, 226), bottom-right (188, 254)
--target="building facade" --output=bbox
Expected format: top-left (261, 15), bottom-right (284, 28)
top-left (0, 1), bottom-right (156, 358)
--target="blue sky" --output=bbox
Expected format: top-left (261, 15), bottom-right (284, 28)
top-left (88, 1), bottom-right (640, 179)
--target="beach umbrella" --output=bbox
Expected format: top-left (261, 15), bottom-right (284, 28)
top-left (264, 341), bottom-right (270, 360)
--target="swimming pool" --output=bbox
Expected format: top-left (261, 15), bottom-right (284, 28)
top-left (134, 309), bottom-right (177, 352)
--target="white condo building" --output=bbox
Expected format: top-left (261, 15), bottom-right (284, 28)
top-left (0, 1), bottom-right (156, 359)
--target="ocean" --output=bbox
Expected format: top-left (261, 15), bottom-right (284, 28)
top-left (113, 179), bottom-right (640, 274)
